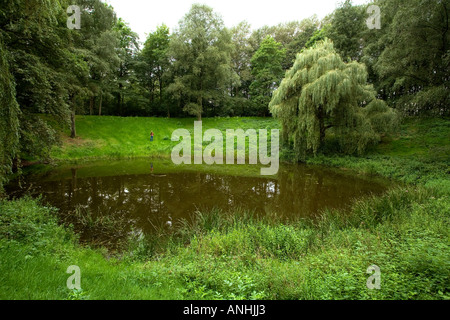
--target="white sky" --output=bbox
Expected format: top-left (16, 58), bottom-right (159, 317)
top-left (104, 0), bottom-right (370, 43)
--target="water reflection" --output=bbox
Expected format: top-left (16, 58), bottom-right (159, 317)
top-left (7, 162), bottom-right (389, 245)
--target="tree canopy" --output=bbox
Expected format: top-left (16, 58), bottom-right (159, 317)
top-left (137, 24), bottom-right (171, 116)
top-left (167, 4), bottom-right (237, 120)
top-left (0, 35), bottom-right (20, 191)
top-left (373, 0), bottom-right (450, 115)
top-left (269, 39), bottom-right (398, 159)
top-left (249, 36), bottom-right (286, 116)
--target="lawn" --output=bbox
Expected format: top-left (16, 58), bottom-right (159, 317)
top-left (49, 116), bottom-right (279, 161)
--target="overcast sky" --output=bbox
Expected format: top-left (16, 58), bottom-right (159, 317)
top-left (104, 0), bottom-right (370, 42)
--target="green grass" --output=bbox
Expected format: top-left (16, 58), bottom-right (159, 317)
top-left (1, 116), bottom-right (449, 300)
top-left (49, 116), bottom-right (279, 161)
top-left (1, 187), bottom-right (448, 300)
top-left (164, 187), bottom-right (449, 300)
top-left (306, 117), bottom-right (450, 192)
top-left (49, 116), bottom-right (448, 189)
top-left (0, 197), bottom-right (184, 299)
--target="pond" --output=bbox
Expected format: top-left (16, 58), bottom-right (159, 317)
top-left (6, 159), bottom-right (391, 247)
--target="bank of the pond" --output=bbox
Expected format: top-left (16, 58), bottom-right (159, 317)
top-left (47, 116), bottom-right (448, 189)
top-left (1, 117), bottom-right (448, 300)
top-left (306, 118), bottom-right (449, 192)
top-left (47, 116), bottom-right (279, 161)
top-left (1, 185), bottom-right (448, 300)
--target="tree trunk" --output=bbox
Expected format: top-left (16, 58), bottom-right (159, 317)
top-left (89, 96), bottom-right (94, 115)
top-left (118, 83), bottom-right (123, 116)
top-left (197, 95), bottom-right (202, 121)
top-left (441, 2), bottom-right (448, 53)
top-left (160, 78), bottom-right (169, 118)
top-left (98, 91), bottom-right (103, 116)
top-left (198, 78), bottom-right (203, 121)
top-left (320, 124), bottom-right (326, 145)
top-left (70, 110), bottom-right (76, 139)
top-left (177, 95), bottom-right (181, 118)
top-left (121, 93), bottom-right (124, 116)
top-left (318, 105), bottom-right (326, 145)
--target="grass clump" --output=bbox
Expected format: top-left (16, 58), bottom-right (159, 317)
top-left (305, 117), bottom-right (449, 190)
top-left (0, 197), bottom-right (184, 300)
top-left (123, 187), bottom-right (449, 300)
top-left (1, 186), bottom-right (448, 300)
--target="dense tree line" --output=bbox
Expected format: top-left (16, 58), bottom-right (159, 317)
top-left (0, 0), bottom-right (448, 187)
top-left (324, 0), bottom-right (449, 116)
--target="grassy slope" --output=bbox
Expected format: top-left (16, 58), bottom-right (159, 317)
top-left (50, 116), bottom-right (279, 161)
top-left (1, 116), bottom-right (449, 300)
top-left (51, 116), bottom-right (448, 186)
top-left (306, 117), bottom-right (450, 191)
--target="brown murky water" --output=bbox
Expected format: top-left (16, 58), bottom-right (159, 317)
top-left (6, 160), bottom-right (390, 246)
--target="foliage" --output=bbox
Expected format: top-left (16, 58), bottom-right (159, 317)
top-left (113, 18), bottom-right (140, 117)
top-left (1, 185), bottom-right (448, 300)
top-left (284, 17), bottom-right (320, 69)
top-left (304, 25), bottom-right (330, 49)
top-left (0, 196), bottom-right (69, 249)
top-left (306, 117), bottom-right (450, 191)
top-left (167, 4), bottom-right (237, 120)
top-left (72, 0), bottom-right (121, 120)
top-left (249, 36), bottom-right (286, 116)
top-left (1, 116), bottom-right (449, 300)
top-left (326, 0), bottom-right (366, 62)
top-left (229, 22), bottom-right (253, 100)
top-left (0, 0), bottom-right (73, 156)
top-left (0, 0), bottom-right (448, 198)
top-left (0, 35), bottom-right (20, 192)
top-left (136, 24), bottom-right (171, 116)
top-left (373, 0), bottom-right (450, 116)
top-left (0, 197), bottom-right (183, 299)
top-left (270, 39), bottom-right (398, 159)
top-left (1, 0), bottom-right (448, 189)
top-left (0, 0), bottom-right (130, 184)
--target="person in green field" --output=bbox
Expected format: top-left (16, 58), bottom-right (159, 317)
top-left (150, 131), bottom-right (154, 142)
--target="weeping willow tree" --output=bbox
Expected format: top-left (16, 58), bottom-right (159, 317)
top-left (0, 35), bottom-right (20, 192)
top-left (269, 39), bottom-right (398, 160)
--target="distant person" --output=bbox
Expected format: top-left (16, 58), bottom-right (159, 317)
top-left (150, 131), bottom-right (154, 142)
top-left (150, 162), bottom-right (154, 173)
